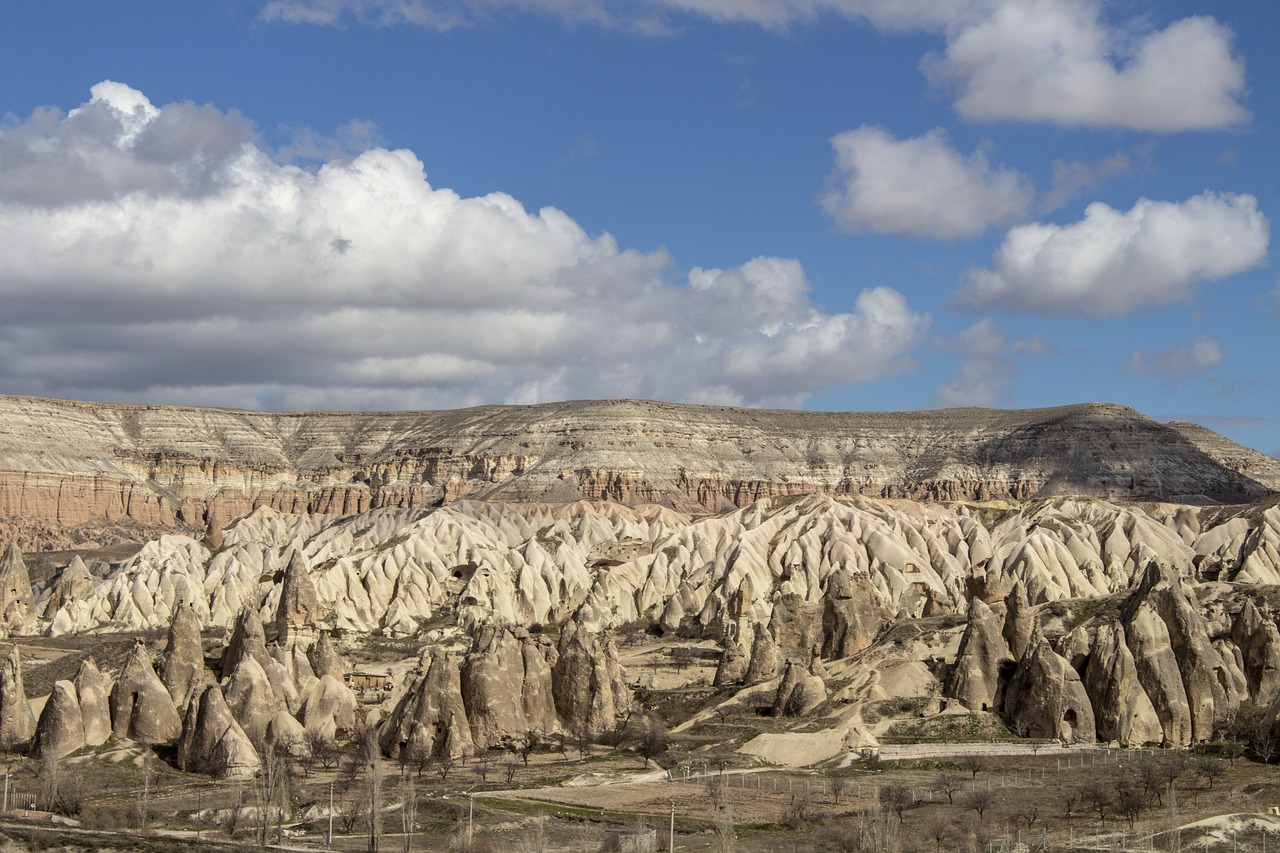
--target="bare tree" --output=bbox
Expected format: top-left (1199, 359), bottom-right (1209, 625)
top-left (637, 718), bottom-right (669, 768)
top-left (364, 729), bottom-right (384, 853)
top-left (965, 789), bottom-right (992, 823)
top-left (781, 791), bottom-right (811, 829)
top-left (830, 774), bottom-right (847, 805)
top-left (309, 731), bottom-right (342, 771)
top-left (399, 768), bottom-right (417, 853)
top-left (960, 754), bottom-right (984, 780)
top-left (933, 771), bottom-right (963, 805)
top-left (879, 785), bottom-right (912, 825)
top-left (923, 814), bottom-right (954, 853)
top-left (706, 776), bottom-right (736, 853)
top-left (1080, 778), bottom-right (1114, 826)
top-left (473, 755), bottom-right (492, 785)
top-left (1195, 758), bottom-right (1226, 790)
top-left (519, 732), bottom-right (538, 766)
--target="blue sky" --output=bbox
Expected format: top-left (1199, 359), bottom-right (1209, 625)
top-left (1, 1), bottom-right (1277, 457)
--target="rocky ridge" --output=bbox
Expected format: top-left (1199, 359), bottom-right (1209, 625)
top-left (2, 395), bottom-right (1278, 550)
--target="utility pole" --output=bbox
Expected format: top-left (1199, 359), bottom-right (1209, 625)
top-left (329, 780), bottom-right (335, 847)
top-left (468, 793), bottom-right (474, 849)
top-left (669, 799), bottom-right (676, 852)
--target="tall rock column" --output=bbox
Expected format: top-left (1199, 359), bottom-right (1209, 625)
top-left (0, 645), bottom-right (36, 749)
top-left (163, 603), bottom-right (206, 709)
top-left (275, 550), bottom-right (321, 649)
top-left (0, 544), bottom-right (36, 635)
top-left (552, 621), bottom-right (630, 738)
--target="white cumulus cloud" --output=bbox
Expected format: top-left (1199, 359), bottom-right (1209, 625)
top-left (958, 192), bottom-right (1269, 318)
top-left (261, 0), bottom-right (1249, 132)
top-left (0, 83), bottom-right (929, 411)
top-left (821, 126), bottom-right (1032, 240)
top-left (923, 3), bottom-right (1248, 131)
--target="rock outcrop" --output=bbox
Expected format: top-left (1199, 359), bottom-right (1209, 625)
top-left (0, 646), bottom-right (36, 749)
top-left (74, 658), bottom-right (112, 747)
top-left (163, 603), bottom-right (205, 708)
top-left (297, 675), bottom-right (358, 742)
top-left (0, 544), bottom-right (35, 634)
top-left (109, 641), bottom-right (181, 744)
top-left (275, 550), bottom-right (321, 648)
top-left (1005, 630), bottom-right (1096, 742)
top-left (380, 650), bottom-right (474, 760)
top-left (552, 622), bottom-right (630, 737)
top-left (32, 680), bottom-right (85, 760)
top-left (944, 598), bottom-right (1013, 713)
top-left (43, 555), bottom-right (95, 618)
top-left (178, 682), bottom-right (262, 779)
top-left (461, 625), bottom-right (558, 748)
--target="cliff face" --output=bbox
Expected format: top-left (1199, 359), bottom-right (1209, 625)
top-left (1, 395), bottom-right (1277, 548)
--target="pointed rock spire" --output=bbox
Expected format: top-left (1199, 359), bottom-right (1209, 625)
top-left (109, 641), bottom-right (181, 744)
top-left (74, 658), bottom-right (112, 747)
top-left (179, 682), bottom-right (262, 778)
top-left (33, 680), bottom-right (85, 760)
top-left (0, 645), bottom-right (36, 749)
top-left (43, 555), bottom-right (95, 618)
top-left (0, 544), bottom-right (36, 634)
top-left (275, 549), bottom-right (321, 648)
top-left (163, 602), bottom-right (206, 708)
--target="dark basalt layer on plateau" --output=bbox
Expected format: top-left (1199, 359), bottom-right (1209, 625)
top-left (0, 394), bottom-right (1277, 548)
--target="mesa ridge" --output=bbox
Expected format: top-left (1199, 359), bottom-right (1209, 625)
top-left (1, 395), bottom-right (1277, 549)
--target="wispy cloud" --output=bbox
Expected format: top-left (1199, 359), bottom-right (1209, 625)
top-left (261, 1), bottom-right (1250, 132)
top-left (1127, 334), bottom-right (1224, 379)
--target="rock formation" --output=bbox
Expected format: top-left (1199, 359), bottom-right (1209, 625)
top-left (308, 630), bottom-right (345, 681)
top-left (944, 598), bottom-right (1013, 713)
top-left (0, 645), bottom-right (35, 749)
top-left (275, 549), bottom-right (321, 648)
top-left (4, 396), bottom-right (1279, 549)
top-left (1120, 562), bottom-right (1237, 745)
top-left (1079, 621), bottom-right (1163, 747)
top-left (820, 569), bottom-right (882, 660)
top-left (109, 641), bottom-right (181, 744)
top-left (461, 625), bottom-right (558, 748)
top-left (163, 602), bottom-right (205, 708)
top-left (0, 543), bottom-right (35, 634)
top-left (297, 675), bottom-right (359, 742)
top-left (32, 680), bottom-right (85, 760)
top-left (178, 682), bottom-right (262, 779)
top-left (552, 621), bottom-right (630, 737)
top-left (380, 650), bottom-right (474, 760)
top-left (43, 555), bottom-right (95, 618)
top-left (1004, 629), bottom-right (1096, 742)
top-left (74, 658), bottom-right (112, 746)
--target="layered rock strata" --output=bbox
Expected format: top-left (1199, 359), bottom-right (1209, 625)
top-left (3, 396), bottom-right (1278, 550)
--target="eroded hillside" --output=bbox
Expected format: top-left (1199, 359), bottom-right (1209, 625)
top-left (3, 395), bottom-right (1279, 551)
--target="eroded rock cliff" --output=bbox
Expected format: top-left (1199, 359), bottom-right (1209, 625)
top-left (3, 395), bottom-right (1278, 549)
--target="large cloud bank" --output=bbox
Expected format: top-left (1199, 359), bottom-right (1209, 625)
top-left (0, 82), bottom-right (928, 411)
top-left (958, 193), bottom-right (1269, 318)
top-left (263, 0), bottom-right (1249, 132)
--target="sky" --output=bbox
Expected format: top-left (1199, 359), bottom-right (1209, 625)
top-left (0, 1), bottom-right (1277, 457)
